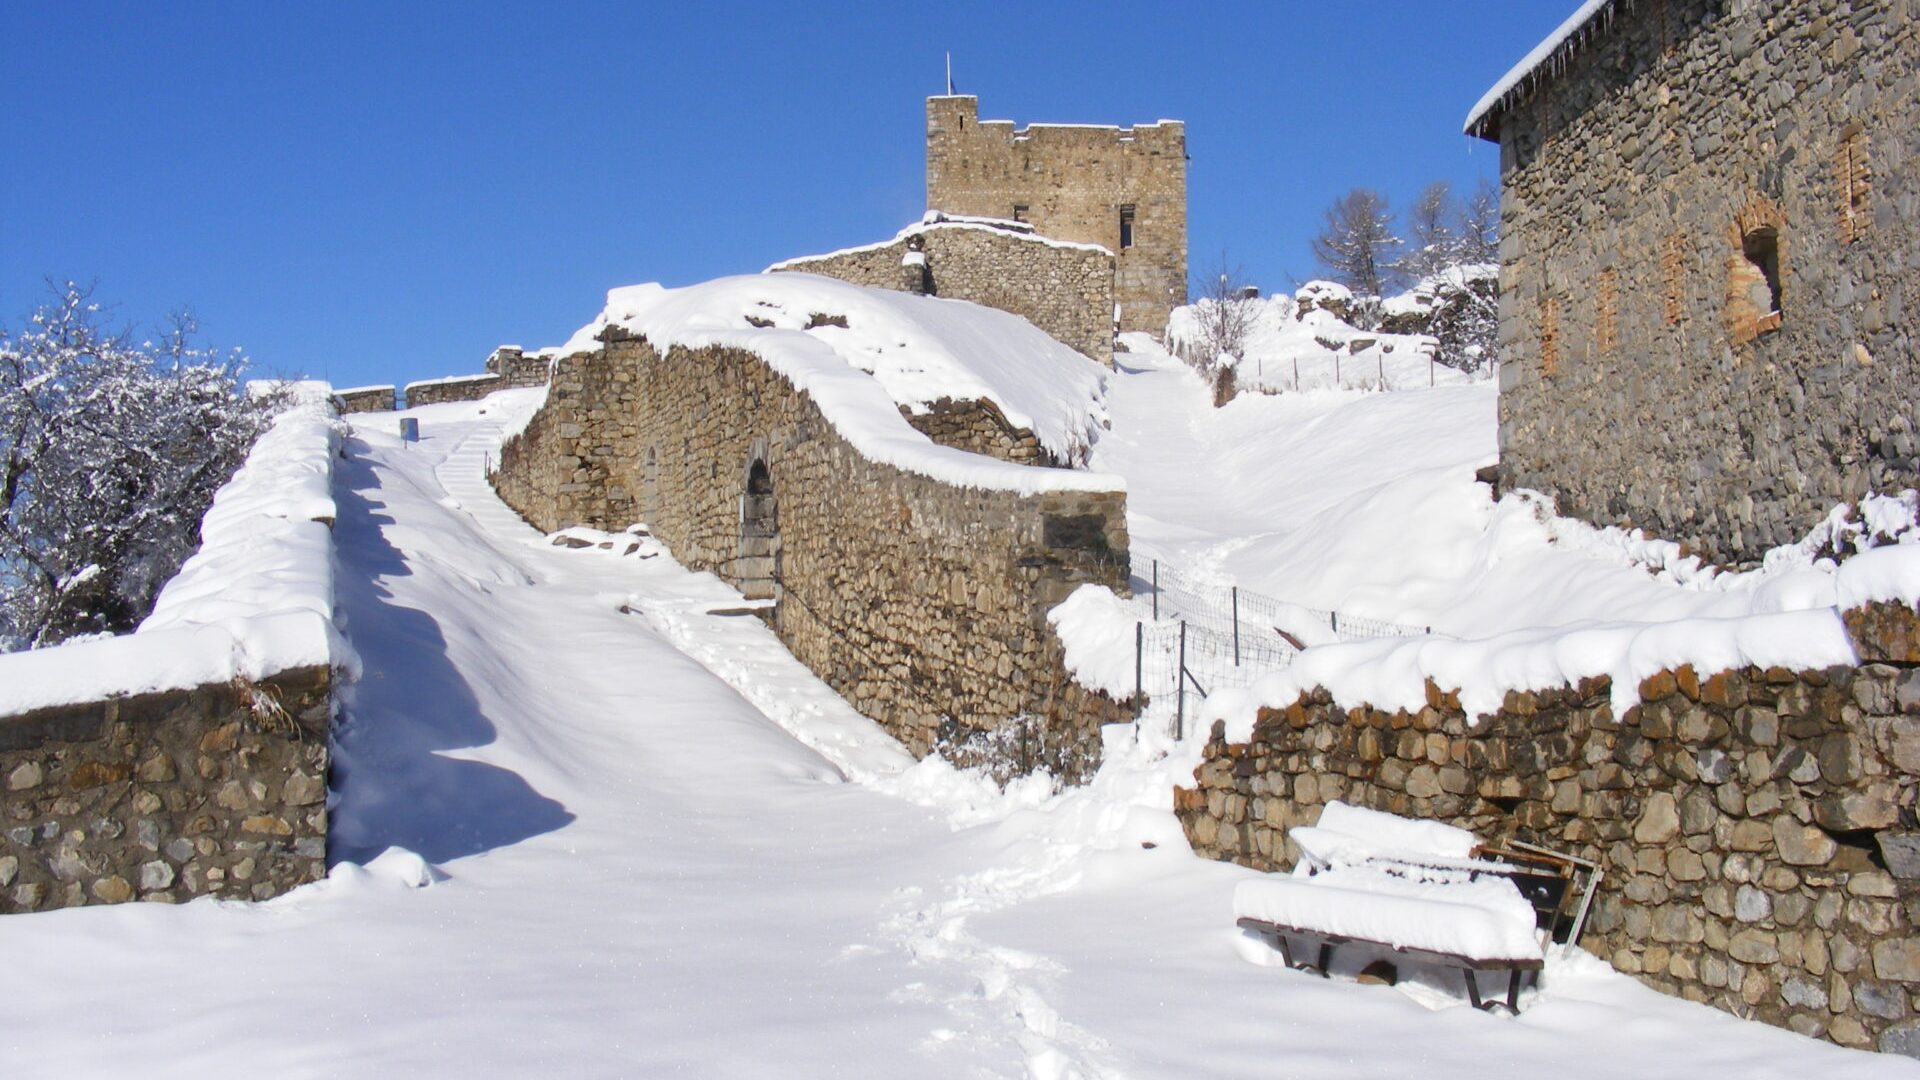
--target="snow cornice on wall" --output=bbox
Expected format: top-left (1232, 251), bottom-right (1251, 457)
top-left (1464, 0), bottom-right (1626, 142)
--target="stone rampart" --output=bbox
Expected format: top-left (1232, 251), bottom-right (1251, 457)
top-left (404, 373), bottom-right (504, 409)
top-left (492, 330), bottom-right (1132, 776)
top-left (1, 667), bottom-right (330, 912)
top-left (1484, 0), bottom-right (1918, 564)
top-left (486, 346), bottom-right (552, 388)
top-left (774, 222), bottom-right (1115, 365)
top-left (1176, 604), bottom-right (1920, 1054)
top-left (332, 386), bottom-right (396, 414)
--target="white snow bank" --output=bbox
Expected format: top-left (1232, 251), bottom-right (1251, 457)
top-left (1047, 584), bottom-right (1156, 698)
top-left (1167, 287), bottom-right (1475, 395)
top-left (1464, 0), bottom-right (1615, 136)
top-left (1836, 543), bottom-right (1920, 612)
top-left (554, 274), bottom-right (1121, 495)
top-left (0, 402), bottom-right (349, 717)
top-left (1208, 607), bottom-right (1858, 744)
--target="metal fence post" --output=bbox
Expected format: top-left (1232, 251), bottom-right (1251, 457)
top-left (1330, 610), bottom-right (1339, 636)
top-left (1231, 586), bottom-right (1241, 667)
top-left (1176, 619), bottom-right (1187, 740)
top-left (1152, 558), bottom-right (1159, 621)
top-left (1134, 621), bottom-right (1144, 719)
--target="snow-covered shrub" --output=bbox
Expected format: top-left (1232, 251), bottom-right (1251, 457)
top-left (0, 284), bottom-right (274, 651)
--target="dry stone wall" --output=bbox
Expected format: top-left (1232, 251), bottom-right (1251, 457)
top-left (1176, 603), bottom-right (1920, 1055)
top-left (1485, 0), bottom-right (1919, 564)
top-left (332, 386), bottom-right (397, 414)
top-left (492, 330), bottom-right (1133, 777)
top-left (775, 223), bottom-right (1116, 365)
top-left (1, 667), bottom-right (330, 912)
top-left (926, 95), bottom-right (1186, 338)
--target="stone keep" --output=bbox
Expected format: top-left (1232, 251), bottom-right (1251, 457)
top-left (926, 95), bottom-right (1187, 339)
top-left (1470, 0), bottom-right (1918, 565)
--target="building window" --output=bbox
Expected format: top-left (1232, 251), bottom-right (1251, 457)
top-left (1836, 126), bottom-right (1870, 244)
top-left (1596, 268), bottom-right (1620, 354)
top-left (1661, 233), bottom-right (1686, 325)
top-left (1726, 195), bottom-right (1786, 345)
top-left (1012, 204), bottom-right (1028, 223)
top-left (1540, 292), bottom-right (1562, 377)
top-left (1119, 205), bottom-right (1135, 249)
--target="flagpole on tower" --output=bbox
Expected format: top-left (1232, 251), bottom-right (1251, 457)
top-left (945, 52), bottom-right (953, 96)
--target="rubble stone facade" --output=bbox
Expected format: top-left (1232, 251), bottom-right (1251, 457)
top-left (1, 666), bottom-right (331, 913)
top-left (1176, 601), bottom-right (1920, 1055)
top-left (927, 95), bottom-right (1187, 339)
top-left (491, 330), bottom-right (1133, 777)
top-left (774, 219), bottom-right (1116, 365)
top-left (1474, 0), bottom-right (1919, 565)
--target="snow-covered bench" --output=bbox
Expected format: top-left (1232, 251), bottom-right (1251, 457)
top-left (1233, 802), bottom-right (1590, 1013)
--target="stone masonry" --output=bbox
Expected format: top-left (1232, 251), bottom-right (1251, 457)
top-left (774, 217), bottom-right (1117, 366)
top-left (927, 95), bottom-right (1187, 339)
top-left (1472, 0), bottom-right (1919, 565)
top-left (401, 346), bottom-right (552, 409)
top-left (1176, 600), bottom-right (1920, 1055)
top-left (1, 666), bottom-right (330, 913)
top-left (491, 329), bottom-right (1133, 777)
top-left (332, 386), bottom-right (397, 414)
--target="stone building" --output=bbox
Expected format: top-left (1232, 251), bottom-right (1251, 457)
top-left (1468, 0), bottom-right (1918, 564)
top-left (926, 95), bottom-right (1188, 339)
top-left (771, 213), bottom-right (1117, 365)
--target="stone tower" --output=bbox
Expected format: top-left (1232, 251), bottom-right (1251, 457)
top-left (926, 95), bottom-right (1187, 339)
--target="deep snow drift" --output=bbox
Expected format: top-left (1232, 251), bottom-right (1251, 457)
top-left (2, 391), bottom-right (1907, 1078)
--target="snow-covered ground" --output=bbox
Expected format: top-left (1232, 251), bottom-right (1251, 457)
top-left (3, 391), bottom-right (1908, 1077)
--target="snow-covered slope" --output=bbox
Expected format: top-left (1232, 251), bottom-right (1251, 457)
top-left (4, 394), bottom-right (1903, 1078)
top-left (1168, 281), bottom-right (1484, 394)
top-left (552, 273), bottom-right (1116, 486)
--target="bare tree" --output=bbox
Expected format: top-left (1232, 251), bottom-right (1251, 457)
top-left (1457, 177), bottom-right (1500, 265)
top-left (1189, 255), bottom-right (1259, 366)
top-left (1396, 180), bottom-right (1459, 282)
top-left (1310, 188), bottom-right (1400, 300)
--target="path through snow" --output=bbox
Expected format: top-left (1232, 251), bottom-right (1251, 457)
top-left (1, 394), bottom-right (1909, 1078)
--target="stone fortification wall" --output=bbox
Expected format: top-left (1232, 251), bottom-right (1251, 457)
top-left (399, 347), bottom-right (551, 409)
top-left (774, 223), bottom-right (1116, 365)
top-left (901, 397), bottom-right (1055, 467)
top-left (404, 374), bottom-right (504, 409)
top-left (486, 346), bottom-right (552, 388)
top-left (332, 386), bottom-right (396, 413)
top-left (492, 330), bottom-right (1132, 775)
top-left (1485, 0), bottom-right (1918, 564)
top-left (1, 667), bottom-right (330, 913)
top-left (1176, 602), bottom-right (1920, 1054)
top-left (926, 96), bottom-right (1186, 339)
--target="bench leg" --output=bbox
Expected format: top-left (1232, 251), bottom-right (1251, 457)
top-left (1465, 969), bottom-right (1526, 1014)
top-left (1275, 934), bottom-right (1334, 978)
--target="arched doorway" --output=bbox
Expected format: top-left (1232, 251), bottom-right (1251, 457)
top-left (737, 453), bottom-right (778, 601)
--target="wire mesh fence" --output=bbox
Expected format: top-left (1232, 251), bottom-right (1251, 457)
top-left (1125, 553), bottom-right (1450, 739)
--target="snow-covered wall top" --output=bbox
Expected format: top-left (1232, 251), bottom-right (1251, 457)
top-left (1464, 0), bottom-right (1618, 139)
top-left (555, 274), bottom-right (1122, 495)
top-left (0, 401), bottom-right (350, 717)
top-left (767, 211), bottom-right (1114, 269)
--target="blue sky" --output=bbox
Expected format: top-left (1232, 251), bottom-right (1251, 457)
top-left (4, 2), bottom-right (1569, 391)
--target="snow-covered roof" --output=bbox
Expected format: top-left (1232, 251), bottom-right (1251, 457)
top-left (552, 274), bottom-right (1121, 496)
top-left (767, 211), bottom-right (1111, 272)
top-left (1464, 0), bottom-right (1620, 141)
